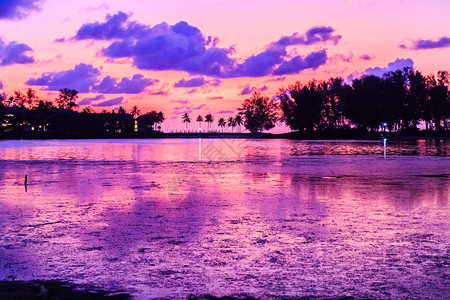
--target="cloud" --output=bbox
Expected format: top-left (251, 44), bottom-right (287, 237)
top-left (192, 104), bottom-right (207, 110)
top-left (267, 76), bottom-right (286, 82)
top-left (74, 12), bottom-right (336, 78)
top-left (26, 63), bottom-right (100, 92)
top-left (364, 58), bottom-right (414, 77)
top-left (0, 80), bottom-right (3, 89)
top-left (0, 0), bottom-right (43, 20)
top-left (26, 63), bottom-right (157, 94)
top-left (174, 77), bottom-right (221, 88)
top-left (401, 36), bottom-right (450, 50)
top-left (54, 37), bottom-right (66, 43)
top-left (208, 96), bottom-right (223, 100)
top-left (94, 74), bottom-right (158, 94)
top-left (0, 38), bottom-right (34, 66)
top-left (272, 26), bottom-right (341, 48)
top-left (172, 105), bottom-right (193, 114)
top-left (78, 95), bottom-right (105, 105)
top-left (359, 54), bottom-right (374, 60)
top-left (170, 99), bottom-right (190, 104)
top-left (75, 11), bottom-right (147, 40)
top-left (239, 84), bottom-right (269, 95)
top-left (273, 50), bottom-right (327, 75)
top-left (218, 110), bottom-right (235, 114)
top-left (92, 96), bottom-right (124, 107)
top-left (148, 87), bottom-right (169, 96)
top-left (347, 58), bottom-right (414, 82)
top-left (239, 85), bottom-right (257, 95)
top-left (231, 48), bottom-right (286, 77)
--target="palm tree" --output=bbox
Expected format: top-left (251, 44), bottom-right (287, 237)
top-left (182, 113), bottom-right (191, 131)
top-left (227, 116), bottom-right (236, 133)
top-left (131, 105), bottom-right (141, 118)
top-left (205, 114), bottom-right (214, 131)
top-left (156, 111), bottom-right (165, 131)
top-left (196, 115), bottom-right (203, 130)
top-left (218, 118), bottom-right (226, 133)
top-left (235, 115), bottom-right (243, 133)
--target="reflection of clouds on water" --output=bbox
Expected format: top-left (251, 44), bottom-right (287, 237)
top-left (0, 139), bottom-right (448, 298)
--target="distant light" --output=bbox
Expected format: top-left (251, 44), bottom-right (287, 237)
top-left (382, 122), bottom-right (388, 127)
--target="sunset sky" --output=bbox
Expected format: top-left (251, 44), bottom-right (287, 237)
top-left (1, 0), bottom-right (449, 131)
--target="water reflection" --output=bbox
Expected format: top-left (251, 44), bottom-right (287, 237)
top-left (0, 139), bottom-right (448, 298)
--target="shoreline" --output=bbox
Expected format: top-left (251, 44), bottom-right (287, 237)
top-left (0, 131), bottom-right (449, 141)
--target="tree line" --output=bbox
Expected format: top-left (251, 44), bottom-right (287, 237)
top-left (0, 88), bottom-right (164, 138)
top-left (235, 68), bottom-right (449, 134)
top-left (180, 113), bottom-right (245, 133)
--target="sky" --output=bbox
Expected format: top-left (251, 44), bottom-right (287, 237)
top-left (0, 0), bottom-right (449, 132)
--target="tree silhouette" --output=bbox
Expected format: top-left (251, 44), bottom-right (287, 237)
top-left (13, 90), bottom-right (27, 107)
top-left (118, 106), bottom-right (127, 114)
top-left (218, 117), bottom-right (226, 133)
top-left (279, 81), bottom-right (324, 132)
top-left (403, 69), bottom-right (427, 130)
top-left (196, 115), bottom-right (203, 130)
top-left (426, 72), bottom-right (450, 130)
top-left (25, 88), bottom-right (38, 110)
top-left (205, 114), bottom-right (214, 131)
top-left (182, 113), bottom-right (191, 130)
top-left (82, 106), bottom-right (94, 113)
top-left (239, 92), bottom-right (278, 133)
top-left (131, 105), bottom-right (141, 118)
top-left (56, 88), bottom-right (78, 110)
top-left (234, 115), bottom-right (243, 133)
top-left (0, 93), bottom-right (5, 107)
top-left (321, 77), bottom-right (346, 129)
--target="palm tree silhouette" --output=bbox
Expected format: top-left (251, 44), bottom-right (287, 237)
top-left (131, 105), bottom-right (141, 118)
top-left (182, 113), bottom-right (191, 131)
top-left (218, 117), bottom-right (226, 133)
top-left (205, 114), bottom-right (214, 131)
top-left (196, 115), bottom-right (203, 130)
top-left (235, 115), bottom-right (243, 133)
top-left (227, 116), bottom-right (236, 133)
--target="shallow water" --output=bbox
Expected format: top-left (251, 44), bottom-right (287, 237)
top-left (0, 139), bottom-right (449, 299)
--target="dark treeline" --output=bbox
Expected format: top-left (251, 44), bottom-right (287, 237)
top-left (2, 68), bottom-right (449, 139)
top-left (0, 88), bottom-right (164, 138)
top-left (275, 68), bottom-right (450, 135)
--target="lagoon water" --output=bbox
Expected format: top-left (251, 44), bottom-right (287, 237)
top-left (0, 139), bottom-right (449, 299)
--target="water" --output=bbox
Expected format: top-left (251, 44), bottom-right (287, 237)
top-left (0, 139), bottom-right (449, 299)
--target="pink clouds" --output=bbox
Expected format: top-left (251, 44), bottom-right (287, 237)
top-left (26, 63), bottom-right (158, 94)
top-left (0, 38), bottom-right (34, 66)
top-left (401, 37), bottom-right (450, 50)
top-left (0, 0), bottom-right (43, 20)
top-left (70, 12), bottom-right (337, 78)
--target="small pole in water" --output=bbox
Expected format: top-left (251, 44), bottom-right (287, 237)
top-left (383, 138), bottom-right (387, 158)
top-left (24, 175), bottom-right (28, 186)
top-left (198, 137), bottom-right (202, 161)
